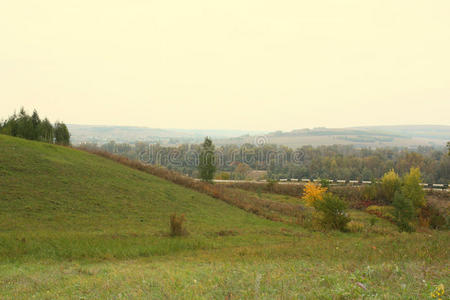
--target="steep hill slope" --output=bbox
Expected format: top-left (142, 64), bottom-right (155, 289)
top-left (0, 135), bottom-right (289, 260)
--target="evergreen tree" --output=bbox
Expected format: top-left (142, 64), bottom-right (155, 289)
top-left (198, 137), bottom-right (216, 182)
top-left (392, 191), bottom-right (415, 232)
top-left (0, 113), bottom-right (18, 136)
top-left (31, 109), bottom-right (41, 140)
top-left (16, 107), bottom-right (34, 140)
top-left (40, 118), bottom-right (54, 143)
top-left (54, 122), bottom-right (70, 145)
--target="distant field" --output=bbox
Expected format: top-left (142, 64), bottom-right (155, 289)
top-left (0, 135), bottom-right (448, 299)
top-left (217, 125), bottom-right (450, 148)
top-left (67, 124), bottom-right (450, 147)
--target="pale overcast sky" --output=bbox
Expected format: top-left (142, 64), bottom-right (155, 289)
top-left (1, 1), bottom-right (449, 131)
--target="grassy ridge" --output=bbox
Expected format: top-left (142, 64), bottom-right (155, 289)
top-left (0, 135), bottom-right (294, 260)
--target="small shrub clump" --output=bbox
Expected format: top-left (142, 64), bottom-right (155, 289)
top-left (366, 205), bottom-right (395, 221)
top-left (295, 207), bottom-right (319, 229)
top-left (313, 193), bottom-right (350, 231)
top-left (369, 217), bottom-right (378, 227)
top-left (420, 203), bottom-right (448, 230)
top-left (346, 221), bottom-right (365, 233)
top-left (169, 213), bottom-right (188, 236)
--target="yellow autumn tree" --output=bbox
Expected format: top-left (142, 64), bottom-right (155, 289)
top-left (302, 182), bottom-right (327, 207)
top-left (380, 169), bottom-right (401, 203)
top-left (402, 167), bottom-right (425, 209)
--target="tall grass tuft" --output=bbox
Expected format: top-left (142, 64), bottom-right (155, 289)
top-left (170, 213), bottom-right (187, 236)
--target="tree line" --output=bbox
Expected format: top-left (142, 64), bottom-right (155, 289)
top-left (0, 108), bottom-right (70, 145)
top-left (79, 140), bottom-right (449, 183)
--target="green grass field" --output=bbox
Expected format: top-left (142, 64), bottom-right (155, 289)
top-left (0, 135), bottom-right (448, 299)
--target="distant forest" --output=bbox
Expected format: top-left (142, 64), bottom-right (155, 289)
top-left (80, 141), bottom-right (450, 184)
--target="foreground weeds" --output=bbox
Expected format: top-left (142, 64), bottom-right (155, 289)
top-left (1, 232), bottom-right (448, 299)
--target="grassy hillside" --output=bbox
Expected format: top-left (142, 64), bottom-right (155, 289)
top-left (0, 135), bottom-right (448, 298)
top-left (0, 135), bottom-right (292, 260)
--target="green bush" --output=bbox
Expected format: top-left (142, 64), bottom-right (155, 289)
top-left (266, 179), bottom-right (277, 192)
top-left (319, 178), bottom-right (330, 188)
top-left (362, 183), bottom-right (378, 201)
top-left (366, 205), bottom-right (395, 221)
top-left (313, 193), bottom-right (350, 231)
top-left (369, 217), bottom-right (378, 227)
top-left (420, 203), bottom-right (448, 230)
top-left (392, 191), bottom-right (415, 232)
top-left (430, 214), bottom-right (447, 230)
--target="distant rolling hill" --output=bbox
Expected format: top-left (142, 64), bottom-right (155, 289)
top-left (67, 124), bottom-right (449, 148)
top-left (351, 125), bottom-right (450, 140)
top-left (217, 125), bottom-right (450, 148)
top-left (68, 124), bottom-right (265, 145)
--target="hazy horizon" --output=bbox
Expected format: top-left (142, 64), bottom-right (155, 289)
top-left (1, 1), bottom-right (450, 131)
top-left (66, 123), bottom-right (449, 132)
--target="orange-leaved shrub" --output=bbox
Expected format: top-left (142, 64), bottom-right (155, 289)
top-left (302, 182), bottom-right (327, 207)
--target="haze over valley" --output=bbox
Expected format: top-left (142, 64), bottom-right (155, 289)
top-left (69, 123), bottom-right (449, 148)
